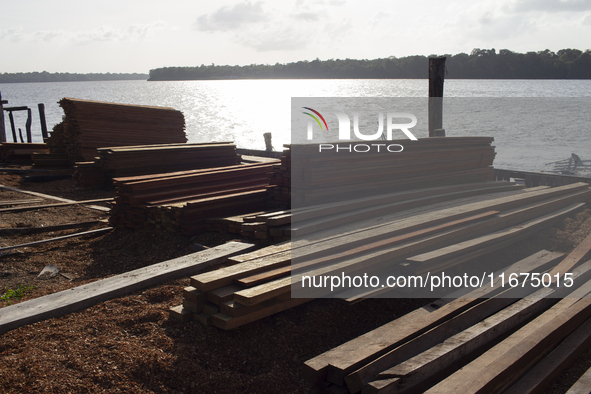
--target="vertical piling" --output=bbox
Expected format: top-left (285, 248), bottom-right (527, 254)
top-left (0, 92), bottom-right (6, 143)
top-left (428, 56), bottom-right (446, 137)
top-left (38, 103), bottom-right (48, 140)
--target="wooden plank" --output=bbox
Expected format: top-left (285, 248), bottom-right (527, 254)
top-left (168, 305), bottom-right (193, 322)
top-left (210, 297), bottom-right (312, 330)
top-left (406, 203), bottom-right (586, 270)
top-left (0, 227), bottom-right (114, 252)
top-left (0, 241), bottom-right (254, 334)
top-left (424, 274), bottom-right (591, 394)
top-left (226, 241), bottom-right (291, 264)
top-left (191, 251), bottom-right (291, 292)
top-left (0, 198), bottom-right (113, 213)
top-left (233, 277), bottom-right (292, 306)
top-left (370, 290), bottom-right (558, 393)
top-left (235, 265), bottom-right (292, 288)
top-left (301, 250), bottom-right (564, 386)
top-left (566, 365), bottom-right (591, 394)
top-left (0, 199), bottom-right (44, 206)
top-left (0, 184), bottom-right (110, 212)
top-left (549, 231), bottom-right (591, 283)
top-left (0, 220), bottom-right (107, 235)
top-left (504, 316), bottom-right (591, 394)
top-left (340, 251), bottom-right (567, 390)
top-left (206, 285), bottom-right (242, 304)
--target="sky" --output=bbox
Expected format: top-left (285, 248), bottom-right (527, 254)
top-left (1, 0), bottom-right (590, 74)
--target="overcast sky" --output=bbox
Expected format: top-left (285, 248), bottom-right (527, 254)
top-left (1, 0), bottom-right (590, 73)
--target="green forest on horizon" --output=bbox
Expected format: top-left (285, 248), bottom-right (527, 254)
top-left (149, 48), bottom-right (591, 81)
top-left (0, 72), bottom-right (148, 84)
top-left (1, 48), bottom-right (590, 83)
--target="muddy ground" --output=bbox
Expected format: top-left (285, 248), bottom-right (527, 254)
top-left (1, 170), bottom-right (591, 393)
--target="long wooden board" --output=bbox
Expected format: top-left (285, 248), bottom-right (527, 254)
top-left (0, 184), bottom-right (110, 212)
top-left (0, 241), bottom-right (254, 334)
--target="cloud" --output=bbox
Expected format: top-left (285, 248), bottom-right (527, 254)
top-left (72, 21), bottom-right (166, 44)
top-left (292, 12), bottom-right (320, 21)
top-left (506, 0), bottom-right (591, 12)
top-left (195, 2), bottom-right (267, 32)
top-left (240, 27), bottom-right (309, 51)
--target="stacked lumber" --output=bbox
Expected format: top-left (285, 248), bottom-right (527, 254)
top-left (110, 162), bottom-right (274, 234)
top-left (303, 242), bottom-right (591, 393)
top-left (46, 98), bottom-right (187, 163)
top-left (0, 143), bottom-right (49, 164)
top-left (267, 137), bottom-right (496, 209)
top-left (73, 161), bottom-right (106, 189)
top-left (170, 181), bottom-right (591, 330)
top-left (206, 210), bottom-right (291, 245)
top-left (169, 242), bottom-right (307, 328)
top-left (73, 142), bottom-right (240, 188)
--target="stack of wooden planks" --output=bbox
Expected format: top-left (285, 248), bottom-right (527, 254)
top-left (303, 235), bottom-right (591, 393)
top-left (73, 142), bottom-right (240, 188)
top-left (0, 143), bottom-right (49, 164)
top-left (169, 242), bottom-right (309, 328)
top-left (110, 162), bottom-right (274, 234)
top-left (169, 181), bottom-right (591, 329)
top-left (268, 137), bottom-right (496, 209)
top-left (46, 98), bottom-right (187, 163)
top-left (206, 210), bottom-right (291, 245)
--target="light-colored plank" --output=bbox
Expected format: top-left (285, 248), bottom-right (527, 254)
top-left (0, 241), bottom-right (254, 334)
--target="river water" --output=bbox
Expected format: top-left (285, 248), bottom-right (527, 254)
top-left (1, 79), bottom-right (590, 173)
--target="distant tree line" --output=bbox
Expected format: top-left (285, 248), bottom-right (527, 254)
top-left (0, 72), bottom-right (148, 83)
top-left (148, 48), bottom-right (591, 81)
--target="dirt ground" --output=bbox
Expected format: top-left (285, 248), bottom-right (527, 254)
top-left (1, 170), bottom-right (591, 393)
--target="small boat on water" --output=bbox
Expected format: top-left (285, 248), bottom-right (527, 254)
top-left (545, 153), bottom-right (591, 176)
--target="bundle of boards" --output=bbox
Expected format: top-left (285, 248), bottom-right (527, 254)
top-left (110, 162), bottom-right (275, 234)
top-left (169, 181), bottom-right (591, 330)
top-left (73, 142), bottom-right (240, 188)
top-left (268, 137), bottom-right (497, 209)
top-left (303, 240), bottom-right (591, 393)
top-left (46, 98), bottom-right (187, 163)
top-left (205, 210), bottom-right (291, 246)
top-left (0, 142), bottom-right (49, 164)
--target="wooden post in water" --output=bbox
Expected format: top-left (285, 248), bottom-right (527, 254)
top-left (0, 92), bottom-right (6, 143)
top-left (264, 132), bottom-right (274, 151)
top-left (428, 56), bottom-right (446, 137)
top-left (25, 108), bottom-right (32, 143)
top-left (38, 103), bottom-right (48, 140)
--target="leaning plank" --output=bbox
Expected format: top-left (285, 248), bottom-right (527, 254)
top-left (566, 365), bottom-right (591, 394)
top-left (549, 231), bottom-right (591, 283)
top-left (504, 316), bottom-right (591, 394)
top-left (0, 219), bottom-right (108, 235)
top-left (0, 184), bottom-right (110, 212)
top-left (0, 241), bottom-right (254, 334)
top-left (424, 274), bottom-right (591, 394)
top-left (0, 197), bottom-right (113, 213)
top-left (0, 227), bottom-right (113, 252)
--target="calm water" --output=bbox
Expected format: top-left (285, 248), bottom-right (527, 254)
top-left (1, 79), bottom-right (590, 172)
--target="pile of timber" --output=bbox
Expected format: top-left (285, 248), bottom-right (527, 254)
top-left (169, 181), bottom-right (591, 329)
top-left (206, 210), bottom-right (291, 246)
top-left (267, 137), bottom-right (496, 209)
top-left (46, 98), bottom-right (187, 163)
top-left (303, 236), bottom-right (591, 393)
top-left (110, 162), bottom-right (274, 234)
top-left (0, 143), bottom-right (49, 164)
top-left (73, 142), bottom-right (240, 188)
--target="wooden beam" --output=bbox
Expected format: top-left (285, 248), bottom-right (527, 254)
top-left (0, 219), bottom-right (108, 235)
top-left (0, 227), bottom-right (113, 252)
top-left (424, 274), bottom-right (591, 394)
top-left (0, 184), bottom-right (111, 212)
top-left (0, 241), bottom-right (254, 334)
top-left (549, 231), bottom-right (591, 283)
top-left (0, 197), bottom-right (113, 213)
top-left (504, 316), bottom-right (591, 394)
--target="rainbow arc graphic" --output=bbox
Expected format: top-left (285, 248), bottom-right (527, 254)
top-left (302, 107), bottom-right (328, 131)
